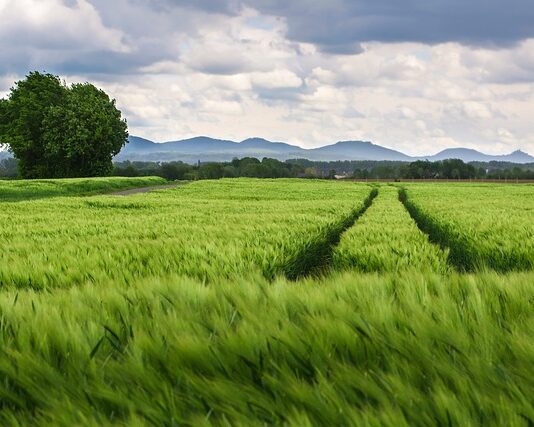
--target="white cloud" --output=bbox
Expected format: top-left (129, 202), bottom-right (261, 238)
top-left (461, 101), bottom-right (493, 120)
top-left (0, 0), bottom-right (128, 52)
top-left (461, 39), bottom-right (534, 84)
top-left (251, 69), bottom-right (302, 89)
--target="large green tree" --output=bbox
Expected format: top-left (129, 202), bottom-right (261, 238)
top-left (0, 72), bottom-right (128, 178)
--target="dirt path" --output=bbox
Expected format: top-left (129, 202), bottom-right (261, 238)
top-left (108, 182), bottom-right (186, 196)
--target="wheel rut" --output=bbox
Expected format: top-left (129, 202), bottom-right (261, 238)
top-left (283, 187), bottom-right (378, 280)
top-left (398, 187), bottom-right (473, 272)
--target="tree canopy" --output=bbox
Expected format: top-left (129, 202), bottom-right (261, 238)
top-left (0, 72), bottom-right (128, 178)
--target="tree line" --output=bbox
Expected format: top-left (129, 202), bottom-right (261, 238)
top-left (112, 157), bottom-right (309, 180)
top-left (3, 149), bottom-right (533, 181)
top-left (108, 157), bottom-right (534, 181)
top-left (289, 158), bottom-right (534, 180)
top-left (354, 159), bottom-right (481, 180)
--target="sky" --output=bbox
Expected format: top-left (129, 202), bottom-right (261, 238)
top-left (1, 0), bottom-right (534, 155)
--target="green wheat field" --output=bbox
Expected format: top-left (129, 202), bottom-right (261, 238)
top-left (0, 177), bottom-right (533, 426)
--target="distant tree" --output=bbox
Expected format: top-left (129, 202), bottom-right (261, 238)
top-left (222, 165), bottom-right (237, 177)
top-left (0, 72), bottom-right (128, 178)
top-left (198, 162), bottom-right (225, 179)
top-left (404, 160), bottom-right (437, 179)
top-left (238, 157), bottom-right (261, 169)
top-left (159, 162), bottom-right (192, 180)
top-left (369, 164), bottom-right (396, 179)
top-left (261, 158), bottom-right (290, 178)
top-left (231, 157), bottom-right (241, 168)
top-left (113, 162), bottom-right (140, 177)
top-left (304, 167), bottom-right (320, 178)
top-left (352, 169), bottom-right (364, 179)
top-left (240, 163), bottom-right (261, 178)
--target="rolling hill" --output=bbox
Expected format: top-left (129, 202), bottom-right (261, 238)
top-left (422, 148), bottom-right (534, 163)
top-left (116, 136), bottom-right (534, 164)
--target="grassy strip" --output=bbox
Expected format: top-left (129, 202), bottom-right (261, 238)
top-left (0, 176), bottom-right (169, 202)
top-left (333, 186), bottom-right (450, 273)
top-left (282, 187), bottom-right (378, 280)
top-left (0, 271), bottom-right (532, 425)
top-left (399, 187), bottom-right (478, 271)
top-left (399, 186), bottom-right (534, 272)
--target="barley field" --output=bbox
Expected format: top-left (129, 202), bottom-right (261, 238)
top-left (0, 178), bottom-right (532, 426)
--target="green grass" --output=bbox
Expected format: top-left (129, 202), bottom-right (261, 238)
top-left (0, 272), bottom-right (532, 426)
top-left (334, 186), bottom-right (450, 273)
top-left (0, 176), bottom-right (168, 202)
top-left (0, 179), bottom-right (372, 289)
top-left (402, 184), bottom-right (534, 271)
top-left (0, 178), bottom-right (533, 425)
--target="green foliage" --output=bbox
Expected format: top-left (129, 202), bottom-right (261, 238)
top-left (289, 158), bottom-right (488, 180)
top-left (403, 159), bottom-right (479, 179)
top-left (113, 157), bottom-right (307, 180)
top-left (115, 158), bottom-right (534, 181)
top-left (0, 72), bottom-right (128, 179)
top-left (0, 72), bottom-right (66, 178)
top-left (159, 161), bottom-right (193, 180)
top-left (485, 166), bottom-right (534, 180)
top-left (42, 83), bottom-right (128, 177)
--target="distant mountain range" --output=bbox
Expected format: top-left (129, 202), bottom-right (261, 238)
top-left (115, 136), bottom-right (534, 164)
top-left (1, 137), bottom-right (532, 164)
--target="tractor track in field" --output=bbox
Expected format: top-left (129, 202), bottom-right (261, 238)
top-left (398, 187), bottom-right (534, 273)
top-left (398, 187), bottom-right (473, 272)
top-left (284, 186), bottom-right (379, 280)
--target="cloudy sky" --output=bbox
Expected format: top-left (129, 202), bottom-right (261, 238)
top-left (1, 0), bottom-right (534, 154)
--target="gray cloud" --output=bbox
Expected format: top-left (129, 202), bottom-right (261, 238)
top-left (248, 0), bottom-right (534, 53)
top-left (0, 46), bottom-right (171, 78)
top-left (262, 0), bottom-right (534, 50)
top-left (144, 0), bottom-right (240, 14)
top-left (144, 0), bottom-right (534, 53)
